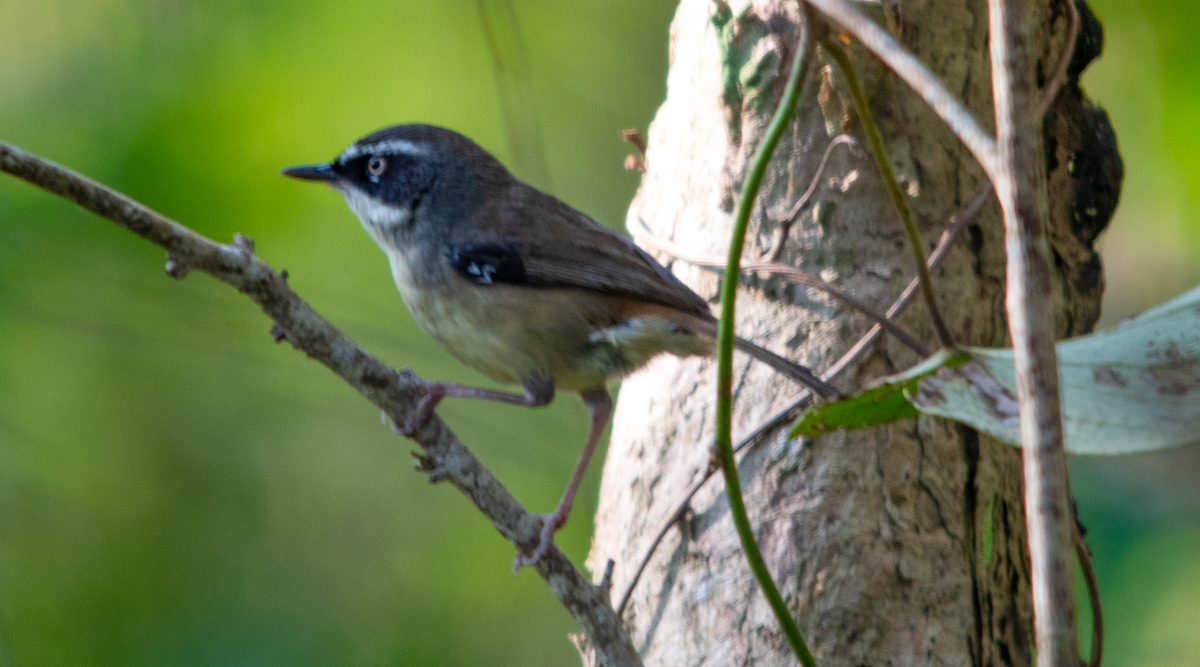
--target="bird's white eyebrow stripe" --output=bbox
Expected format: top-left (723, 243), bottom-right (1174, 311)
top-left (339, 139), bottom-right (430, 161)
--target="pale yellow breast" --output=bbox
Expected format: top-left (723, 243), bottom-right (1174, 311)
top-left (387, 254), bottom-right (710, 392)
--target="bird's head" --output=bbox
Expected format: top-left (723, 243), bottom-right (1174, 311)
top-left (283, 124), bottom-right (511, 251)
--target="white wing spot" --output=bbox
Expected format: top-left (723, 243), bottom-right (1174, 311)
top-left (466, 262), bottom-right (495, 284)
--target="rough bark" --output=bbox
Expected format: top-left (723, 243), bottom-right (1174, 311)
top-left (587, 1), bottom-right (1119, 665)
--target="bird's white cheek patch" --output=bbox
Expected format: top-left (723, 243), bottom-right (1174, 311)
top-left (335, 186), bottom-right (411, 248)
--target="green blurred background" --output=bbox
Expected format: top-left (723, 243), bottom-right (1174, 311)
top-left (0, 1), bottom-right (1196, 665)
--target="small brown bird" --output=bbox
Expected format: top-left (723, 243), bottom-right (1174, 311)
top-left (283, 124), bottom-right (834, 568)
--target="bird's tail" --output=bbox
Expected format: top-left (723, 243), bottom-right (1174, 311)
top-left (637, 303), bottom-right (839, 399)
top-left (731, 336), bottom-right (838, 399)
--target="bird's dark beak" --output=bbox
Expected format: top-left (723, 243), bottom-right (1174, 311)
top-left (281, 163), bottom-right (342, 182)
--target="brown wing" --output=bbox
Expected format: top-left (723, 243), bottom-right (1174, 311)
top-left (450, 181), bottom-right (715, 321)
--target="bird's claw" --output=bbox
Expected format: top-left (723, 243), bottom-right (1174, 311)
top-left (381, 410), bottom-right (423, 436)
top-left (380, 379), bottom-right (442, 436)
top-left (511, 508), bottom-right (567, 575)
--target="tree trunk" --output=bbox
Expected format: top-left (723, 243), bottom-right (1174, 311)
top-left (587, 0), bottom-right (1118, 665)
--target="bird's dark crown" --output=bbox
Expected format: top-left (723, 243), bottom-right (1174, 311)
top-left (329, 125), bottom-right (510, 203)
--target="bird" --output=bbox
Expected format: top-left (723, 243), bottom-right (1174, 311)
top-left (282, 124), bottom-right (836, 569)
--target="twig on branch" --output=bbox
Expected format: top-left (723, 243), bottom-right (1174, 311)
top-left (0, 142), bottom-right (644, 667)
top-left (779, 134), bottom-right (857, 223)
top-left (987, 0), bottom-right (1078, 663)
top-left (768, 133), bottom-right (858, 260)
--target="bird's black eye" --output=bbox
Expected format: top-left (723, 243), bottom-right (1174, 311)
top-left (367, 155), bottom-right (387, 180)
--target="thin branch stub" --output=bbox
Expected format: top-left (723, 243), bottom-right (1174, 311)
top-left (165, 254), bottom-right (191, 279)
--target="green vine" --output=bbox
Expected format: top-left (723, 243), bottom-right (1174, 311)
top-left (715, 16), bottom-right (819, 667)
top-left (823, 39), bottom-right (955, 349)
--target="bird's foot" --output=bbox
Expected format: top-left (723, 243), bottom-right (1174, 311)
top-left (381, 410), bottom-right (418, 436)
top-left (512, 507), bottom-right (568, 574)
top-left (381, 380), bottom-right (445, 436)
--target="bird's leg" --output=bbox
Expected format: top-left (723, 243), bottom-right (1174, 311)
top-left (514, 386), bottom-right (613, 572)
top-left (388, 373), bottom-right (555, 435)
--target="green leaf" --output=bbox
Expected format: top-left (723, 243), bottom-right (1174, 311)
top-left (914, 284), bottom-right (1200, 454)
top-left (788, 382), bottom-right (920, 435)
top-left (789, 350), bottom-right (962, 437)
top-left (791, 284), bottom-right (1200, 455)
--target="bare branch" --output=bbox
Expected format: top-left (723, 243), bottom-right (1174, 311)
top-left (987, 0), bottom-right (1078, 663)
top-left (0, 142), bottom-right (643, 667)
